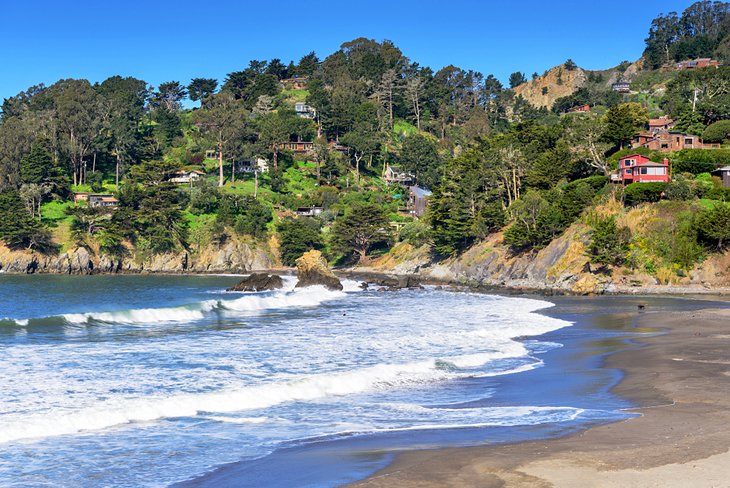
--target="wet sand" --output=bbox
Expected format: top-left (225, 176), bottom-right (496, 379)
top-left (353, 308), bottom-right (730, 488)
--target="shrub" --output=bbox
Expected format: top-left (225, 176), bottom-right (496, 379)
top-left (664, 175), bottom-right (694, 201)
top-left (399, 220), bottom-right (431, 247)
top-left (698, 203), bottom-right (730, 250)
top-left (623, 182), bottom-right (667, 206)
top-left (672, 149), bottom-right (730, 175)
top-left (702, 120), bottom-right (730, 143)
top-left (278, 218), bottom-right (324, 266)
top-left (587, 216), bottom-right (631, 266)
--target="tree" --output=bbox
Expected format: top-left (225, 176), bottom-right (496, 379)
top-left (404, 72), bottom-right (425, 129)
top-left (116, 159), bottom-right (187, 253)
top-left (52, 79), bottom-right (107, 186)
top-left (188, 78), bottom-right (218, 103)
top-left (0, 190), bottom-right (53, 251)
top-left (698, 203), bottom-right (730, 250)
top-left (399, 134), bottom-right (442, 189)
top-left (296, 52), bottom-right (320, 77)
top-left (702, 119), bottom-right (730, 142)
top-left (256, 109), bottom-right (314, 172)
top-left (602, 102), bottom-right (649, 149)
top-left (278, 218), bottom-right (324, 266)
top-left (509, 71), bottom-right (527, 88)
top-left (564, 59), bottom-right (578, 70)
top-left (340, 102), bottom-right (380, 184)
top-left (150, 81), bottom-right (187, 111)
top-left (194, 92), bottom-right (250, 186)
top-left (98, 76), bottom-right (148, 189)
top-left (331, 202), bottom-right (390, 262)
top-left (564, 113), bottom-right (612, 175)
top-left (587, 216), bottom-right (630, 266)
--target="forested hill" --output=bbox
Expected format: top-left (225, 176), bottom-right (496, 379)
top-left (0, 1), bottom-right (729, 288)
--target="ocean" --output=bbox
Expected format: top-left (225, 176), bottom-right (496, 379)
top-left (0, 274), bottom-right (698, 487)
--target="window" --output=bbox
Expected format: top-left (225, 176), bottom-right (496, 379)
top-left (640, 168), bottom-right (647, 175)
top-left (625, 168), bottom-right (632, 174)
top-left (661, 144), bottom-right (669, 149)
top-left (684, 138), bottom-right (693, 145)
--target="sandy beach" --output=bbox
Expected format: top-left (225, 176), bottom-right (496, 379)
top-left (353, 307), bottom-right (730, 488)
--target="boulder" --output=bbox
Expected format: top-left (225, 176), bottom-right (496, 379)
top-left (572, 273), bottom-right (601, 295)
top-left (295, 250), bottom-right (343, 291)
top-left (227, 273), bottom-right (284, 292)
top-left (396, 275), bottom-right (423, 289)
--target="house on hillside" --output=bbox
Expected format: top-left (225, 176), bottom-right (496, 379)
top-left (567, 104), bottom-right (590, 113)
top-left (238, 158), bottom-right (269, 173)
top-left (612, 82), bottom-right (631, 93)
top-left (648, 117), bottom-right (674, 133)
top-left (294, 102), bottom-right (316, 119)
top-left (328, 141), bottom-right (349, 153)
top-left (611, 154), bottom-right (669, 184)
top-left (408, 186), bottom-right (432, 218)
top-left (677, 58), bottom-right (720, 70)
top-left (632, 131), bottom-right (720, 152)
top-left (712, 166), bottom-right (730, 188)
top-left (169, 170), bottom-right (205, 184)
top-left (383, 164), bottom-right (415, 185)
top-left (281, 77), bottom-right (309, 90)
top-left (73, 192), bottom-right (90, 203)
top-left (295, 206), bottom-right (324, 217)
top-left (277, 141), bottom-right (314, 154)
top-left (205, 150), bottom-right (220, 160)
top-left (88, 194), bottom-right (119, 208)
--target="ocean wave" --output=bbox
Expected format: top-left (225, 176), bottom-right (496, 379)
top-left (3, 279), bottom-right (362, 327)
top-left (0, 350), bottom-right (547, 444)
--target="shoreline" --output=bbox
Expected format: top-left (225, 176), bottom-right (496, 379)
top-left (3, 267), bottom-right (730, 296)
top-left (350, 306), bottom-right (730, 487)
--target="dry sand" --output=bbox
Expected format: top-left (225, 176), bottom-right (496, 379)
top-left (352, 308), bottom-right (730, 488)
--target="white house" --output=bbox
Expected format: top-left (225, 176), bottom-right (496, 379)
top-left (169, 170), bottom-right (205, 184)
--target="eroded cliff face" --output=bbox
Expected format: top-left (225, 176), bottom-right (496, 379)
top-left (0, 236), bottom-right (275, 275)
top-left (357, 224), bottom-right (730, 294)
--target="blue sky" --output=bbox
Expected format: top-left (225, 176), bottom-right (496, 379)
top-left (1, 0), bottom-right (697, 102)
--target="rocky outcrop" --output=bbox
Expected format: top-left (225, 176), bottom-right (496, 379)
top-left (355, 273), bottom-right (423, 291)
top-left (227, 273), bottom-right (284, 292)
top-left (295, 250), bottom-right (343, 291)
top-left (513, 65), bottom-right (587, 109)
top-left (0, 236), bottom-right (274, 275)
top-left (354, 221), bottom-right (730, 295)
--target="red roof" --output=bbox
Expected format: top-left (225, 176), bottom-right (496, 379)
top-left (649, 118), bottom-right (673, 126)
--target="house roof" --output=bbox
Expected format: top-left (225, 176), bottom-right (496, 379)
top-left (649, 118), bottom-right (673, 126)
top-left (409, 186), bottom-right (432, 198)
top-left (619, 154), bottom-right (651, 160)
top-left (635, 161), bottom-right (667, 167)
top-left (712, 166), bottom-right (730, 172)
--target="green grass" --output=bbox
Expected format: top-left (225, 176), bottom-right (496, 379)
top-left (698, 198), bottom-right (730, 210)
top-left (393, 120), bottom-right (418, 137)
top-left (184, 212), bottom-right (216, 231)
top-left (284, 165), bottom-right (318, 194)
top-left (41, 200), bottom-right (74, 226)
top-left (281, 89), bottom-right (310, 101)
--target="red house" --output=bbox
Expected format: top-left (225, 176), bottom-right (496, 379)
top-left (612, 154), bottom-right (670, 184)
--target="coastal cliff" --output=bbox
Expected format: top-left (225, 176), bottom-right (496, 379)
top-left (352, 223), bottom-right (730, 294)
top-left (0, 235), bottom-right (275, 275)
top-left (3, 222), bottom-right (729, 295)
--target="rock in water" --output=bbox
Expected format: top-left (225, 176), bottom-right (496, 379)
top-left (295, 250), bottom-right (343, 291)
top-left (227, 273), bottom-right (284, 292)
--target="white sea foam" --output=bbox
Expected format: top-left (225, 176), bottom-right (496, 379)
top-left (0, 285), bottom-right (574, 447)
top-left (0, 348), bottom-right (558, 443)
top-left (60, 279), bottom-right (359, 326)
top-left (204, 416), bottom-right (269, 424)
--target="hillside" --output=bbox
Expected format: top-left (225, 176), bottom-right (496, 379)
top-left (512, 59), bottom-right (648, 110)
top-left (513, 65), bottom-right (587, 109)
